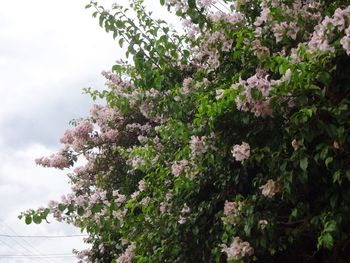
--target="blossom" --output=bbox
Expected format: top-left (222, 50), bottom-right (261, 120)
top-left (181, 77), bottom-right (192, 95)
top-left (178, 215), bottom-right (186, 224)
top-left (116, 243), bottom-right (136, 263)
top-left (74, 119), bottom-right (93, 139)
top-left (35, 152), bottom-right (70, 170)
top-left (231, 142), bottom-right (250, 162)
top-left (258, 219), bottom-right (268, 230)
top-left (340, 35), bottom-right (350, 55)
top-left (259, 179), bottom-right (281, 198)
top-left (171, 159), bottom-right (189, 177)
top-left (221, 237), bottom-right (254, 260)
top-left (138, 179), bottom-right (146, 192)
top-left (252, 40), bottom-right (270, 59)
top-left (189, 136), bottom-right (206, 157)
top-left (232, 71), bottom-right (272, 117)
top-left (222, 200), bottom-right (244, 225)
top-left (140, 197), bottom-right (150, 206)
top-left (181, 203), bottom-right (191, 214)
top-left (215, 89), bottom-right (225, 100)
top-left (291, 139), bottom-right (300, 150)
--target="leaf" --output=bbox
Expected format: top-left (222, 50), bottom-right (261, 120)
top-left (300, 157), bottom-right (308, 171)
top-left (324, 220), bottom-right (337, 232)
top-left (325, 157), bottom-right (333, 168)
top-left (119, 38), bottom-right (124, 48)
top-left (33, 215), bottom-right (42, 224)
top-left (333, 170), bottom-right (341, 184)
top-left (25, 216), bottom-right (32, 225)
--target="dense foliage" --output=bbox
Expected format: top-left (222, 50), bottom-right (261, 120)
top-left (21, 0), bottom-right (350, 262)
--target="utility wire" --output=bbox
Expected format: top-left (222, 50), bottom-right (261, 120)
top-left (0, 220), bottom-right (55, 263)
top-left (0, 254), bottom-right (75, 258)
top-left (0, 234), bottom-right (87, 238)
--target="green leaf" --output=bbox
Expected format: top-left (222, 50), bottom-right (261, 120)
top-left (320, 232), bottom-right (334, 250)
top-left (325, 157), bottom-right (333, 168)
top-left (300, 157), bottom-right (308, 171)
top-left (25, 216), bottom-right (32, 225)
top-left (33, 215), bottom-right (42, 224)
top-left (333, 170), bottom-right (341, 184)
top-left (119, 38), bottom-right (124, 48)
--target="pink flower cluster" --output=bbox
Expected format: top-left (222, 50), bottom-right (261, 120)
top-left (90, 104), bottom-right (122, 143)
top-left (116, 243), bottom-right (136, 263)
top-left (341, 26), bottom-right (350, 55)
top-left (231, 142), bottom-right (250, 162)
top-left (253, 0), bottom-right (322, 48)
top-left (259, 179), bottom-right (281, 198)
top-left (102, 70), bottom-right (133, 96)
top-left (197, 0), bottom-right (216, 9)
top-left (159, 191), bottom-right (173, 214)
top-left (171, 159), bottom-right (189, 177)
top-left (178, 203), bottom-right (191, 224)
top-left (35, 150), bottom-right (70, 170)
top-left (189, 136), bottom-right (206, 157)
top-left (181, 77), bottom-right (193, 95)
top-left (221, 237), bottom-right (254, 261)
top-left (60, 119), bottom-right (94, 151)
top-left (251, 40), bottom-right (270, 59)
top-left (309, 6), bottom-right (350, 54)
top-left (222, 200), bottom-right (244, 225)
top-left (271, 22), bottom-right (299, 43)
top-left (210, 11), bottom-right (245, 25)
top-left (231, 70), bottom-right (272, 117)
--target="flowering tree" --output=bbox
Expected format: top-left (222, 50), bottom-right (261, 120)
top-left (20, 0), bottom-right (350, 262)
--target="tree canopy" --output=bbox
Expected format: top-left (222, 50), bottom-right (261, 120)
top-left (21, 0), bottom-right (350, 262)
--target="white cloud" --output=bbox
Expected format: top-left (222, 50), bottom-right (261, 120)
top-left (0, 0), bottom-right (181, 261)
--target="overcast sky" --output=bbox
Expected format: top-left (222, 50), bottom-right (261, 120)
top-left (0, 0), bottom-right (179, 262)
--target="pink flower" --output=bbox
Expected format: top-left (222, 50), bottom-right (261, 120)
top-left (259, 179), bottom-right (281, 198)
top-left (181, 203), bottom-right (191, 214)
top-left (171, 160), bottom-right (189, 177)
top-left (197, 0), bottom-right (216, 8)
top-left (116, 243), bottom-right (136, 263)
top-left (222, 200), bottom-right (244, 225)
top-left (340, 35), bottom-right (350, 55)
top-left (189, 136), bottom-right (206, 157)
top-left (231, 142), bottom-right (250, 162)
top-left (35, 151), bottom-right (70, 170)
top-left (178, 215), bottom-right (186, 224)
top-left (221, 237), bottom-right (254, 260)
top-left (60, 130), bottom-right (74, 144)
top-left (73, 119), bottom-right (93, 139)
top-left (181, 77), bottom-right (193, 95)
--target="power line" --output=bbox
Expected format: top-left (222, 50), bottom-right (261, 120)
top-left (0, 254), bottom-right (75, 258)
top-left (0, 234), bottom-right (87, 238)
top-left (0, 220), bottom-right (55, 263)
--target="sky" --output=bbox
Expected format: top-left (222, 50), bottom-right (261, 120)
top-left (0, 0), bottom-right (180, 262)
